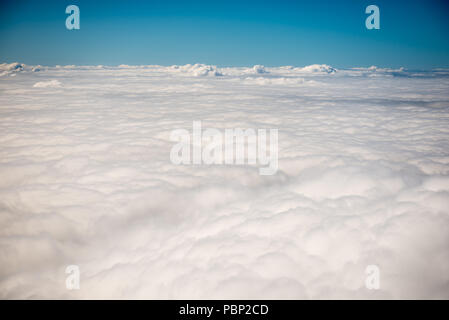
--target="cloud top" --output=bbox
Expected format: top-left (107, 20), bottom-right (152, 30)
top-left (33, 80), bottom-right (62, 88)
top-left (0, 62), bottom-right (448, 299)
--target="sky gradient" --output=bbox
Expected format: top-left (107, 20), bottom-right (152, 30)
top-left (1, 0), bottom-right (448, 68)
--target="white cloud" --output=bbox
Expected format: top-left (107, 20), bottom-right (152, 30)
top-left (0, 62), bottom-right (24, 72)
top-left (294, 64), bottom-right (337, 74)
top-left (243, 76), bottom-right (307, 86)
top-left (0, 63), bottom-right (448, 299)
top-left (170, 63), bottom-right (222, 76)
top-left (252, 65), bottom-right (268, 74)
top-left (0, 62), bottom-right (24, 77)
top-left (33, 80), bottom-right (62, 88)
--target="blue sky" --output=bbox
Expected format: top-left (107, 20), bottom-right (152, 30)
top-left (1, 0), bottom-right (448, 68)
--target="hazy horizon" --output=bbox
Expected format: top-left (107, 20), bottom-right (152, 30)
top-left (1, 0), bottom-right (448, 68)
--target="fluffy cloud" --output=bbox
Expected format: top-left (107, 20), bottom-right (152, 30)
top-left (294, 64), bottom-right (336, 74)
top-left (0, 63), bottom-right (448, 299)
top-left (170, 63), bottom-right (222, 76)
top-left (252, 65), bottom-right (268, 74)
top-left (0, 62), bottom-right (24, 77)
top-left (33, 80), bottom-right (62, 88)
top-left (0, 62), bottom-right (24, 72)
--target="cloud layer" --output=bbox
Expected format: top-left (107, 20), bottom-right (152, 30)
top-left (0, 64), bottom-right (448, 299)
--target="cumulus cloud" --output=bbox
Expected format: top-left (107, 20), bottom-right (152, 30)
top-left (252, 65), bottom-right (268, 74)
top-left (294, 64), bottom-right (337, 74)
top-left (0, 62), bottom-right (24, 72)
top-left (0, 62), bottom-right (25, 77)
top-left (170, 63), bottom-right (222, 76)
top-left (33, 80), bottom-right (62, 88)
top-left (0, 63), bottom-right (448, 299)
